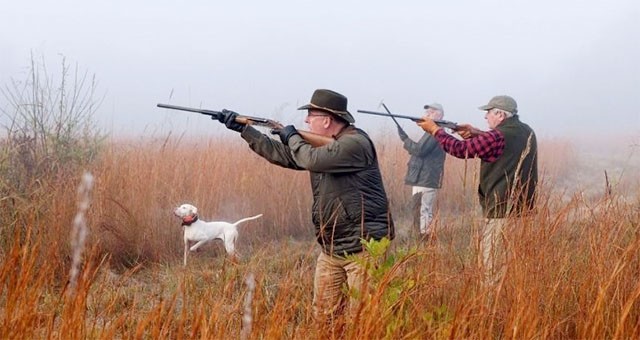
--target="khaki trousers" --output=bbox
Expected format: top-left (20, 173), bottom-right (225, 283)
top-left (312, 251), bottom-right (368, 323)
top-left (481, 218), bottom-right (507, 286)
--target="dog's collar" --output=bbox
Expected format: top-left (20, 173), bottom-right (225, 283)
top-left (181, 214), bottom-right (198, 226)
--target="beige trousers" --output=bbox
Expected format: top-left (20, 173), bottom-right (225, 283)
top-left (481, 218), bottom-right (507, 286)
top-left (312, 251), bottom-right (368, 323)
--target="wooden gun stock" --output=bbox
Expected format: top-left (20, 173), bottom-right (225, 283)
top-left (297, 130), bottom-right (335, 147)
top-left (268, 124), bottom-right (335, 147)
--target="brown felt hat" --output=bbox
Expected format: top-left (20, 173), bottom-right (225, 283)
top-left (297, 89), bottom-right (355, 123)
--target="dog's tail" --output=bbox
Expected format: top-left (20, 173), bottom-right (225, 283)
top-left (232, 214), bottom-right (263, 227)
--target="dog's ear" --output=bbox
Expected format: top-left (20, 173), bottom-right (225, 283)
top-left (190, 205), bottom-right (198, 215)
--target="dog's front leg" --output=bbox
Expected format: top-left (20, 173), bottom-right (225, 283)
top-left (184, 240), bottom-right (189, 267)
top-left (190, 240), bottom-right (209, 252)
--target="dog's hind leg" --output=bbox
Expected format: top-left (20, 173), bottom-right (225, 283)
top-left (223, 236), bottom-right (239, 264)
top-left (223, 238), bottom-right (235, 255)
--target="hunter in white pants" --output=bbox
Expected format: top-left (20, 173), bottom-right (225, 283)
top-left (412, 186), bottom-right (438, 235)
top-left (398, 103), bottom-right (446, 239)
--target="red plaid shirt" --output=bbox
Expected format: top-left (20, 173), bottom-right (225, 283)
top-left (434, 129), bottom-right (505, 162)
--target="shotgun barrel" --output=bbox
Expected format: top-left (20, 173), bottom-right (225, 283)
top-left (157, 103), bottom-right (334, 147)
top-left (356, 109), bottom-right (458, 129)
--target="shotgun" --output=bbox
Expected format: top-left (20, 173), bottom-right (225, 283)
top-left (356, 109), bottom-right (459, 130)
top-left (157, 103), bottom-right (334, 147)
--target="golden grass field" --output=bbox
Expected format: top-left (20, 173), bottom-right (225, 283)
top-left (1, 130), bottom-right (639, 339)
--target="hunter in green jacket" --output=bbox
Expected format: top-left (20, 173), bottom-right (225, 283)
top-left (216, 88), bottom-right (394, 328)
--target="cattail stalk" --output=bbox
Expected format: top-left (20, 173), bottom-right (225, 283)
top-left (67, 171), bottom-right (94, 297)
top-left (240, 273), bottom-right (255, 340)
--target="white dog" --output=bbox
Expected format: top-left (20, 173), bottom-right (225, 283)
top-left (173, 203), bottom-right (262, 266)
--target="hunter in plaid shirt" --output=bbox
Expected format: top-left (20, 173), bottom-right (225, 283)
top-left (432, 128), bottom-right (505, 162)
top-left (417, 95), bottom-right (538, 289)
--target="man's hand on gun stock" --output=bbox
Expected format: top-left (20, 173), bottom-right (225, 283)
top-left (214, 109), bottom-right (301, 145)
top-left (455, 124), bottom-right (483, 139)
top-left (217, 109), bottom-right (245, 132)
top-left (417, 118), bottom-right (441, 135)
top-left (273, 125), bottom-right (299, 145)
top-left (417, 117), bottom-right (484, 140)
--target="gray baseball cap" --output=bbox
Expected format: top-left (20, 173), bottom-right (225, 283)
top-left (423, 102), bottom-right (444, 113)
top-left (478, 95), bottom-right (518, 114)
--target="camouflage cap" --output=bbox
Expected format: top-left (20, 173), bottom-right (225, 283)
top-left (297, 89), bottom-right (355, 124)
top-left (478, 95), bottom-right (518, 114)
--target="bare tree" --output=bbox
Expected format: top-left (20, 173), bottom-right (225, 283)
top-left (0, 53), bottom-right (105, 195)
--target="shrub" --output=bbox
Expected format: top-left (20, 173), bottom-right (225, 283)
top-left (0, 53), bottom-right (105, 256)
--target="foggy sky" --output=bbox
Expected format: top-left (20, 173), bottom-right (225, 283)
top-left (2, 0), bottom-right (639, 139)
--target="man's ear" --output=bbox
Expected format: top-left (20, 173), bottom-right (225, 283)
top-left (323, 117), bottom-right (333, 129)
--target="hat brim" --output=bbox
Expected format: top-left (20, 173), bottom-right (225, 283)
top-left (297, 103), bottom-right (316, 111)
top-left (478, 104), bottom-right (493, 111)
top-left (424, 104), bottom-right (444, 111)
top-left (297, 103), bottom-right (354, 123)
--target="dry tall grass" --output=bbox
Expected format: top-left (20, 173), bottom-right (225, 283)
top-left (1, 131), bottom-right (639, 339)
